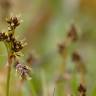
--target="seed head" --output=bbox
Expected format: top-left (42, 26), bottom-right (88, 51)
top-left (15, 61), bottom-right (31, 80)
top-left (72, 52), bottom-right (81, 62)
top-left (78, 84), bottom-right (86, 96)
top-left (0, 32), bottom-right (5, 41)
top-left (6, 15), bottom-right (21, 30)
top-left (58, 42), bottom-right (66, 54)
top-left (0, 32), bottom-right (10, 41)
top-left (67, 24), bottom-right (78, 42)
top-left (12, 40), bottom-right (24, 52)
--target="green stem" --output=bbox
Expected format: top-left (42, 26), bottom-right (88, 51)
top-left (53, 87), bottom-right (55, 96)
top-left (6, 25), bottom-right (15, 96)
top-left (6, 53), bottom-right (12, 96)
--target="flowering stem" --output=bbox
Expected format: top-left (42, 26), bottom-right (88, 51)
top-left (6, 52), bottom-right (12, 96)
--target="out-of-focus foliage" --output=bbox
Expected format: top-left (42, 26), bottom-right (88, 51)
top-left (0, 0), bottom-right (96, 96)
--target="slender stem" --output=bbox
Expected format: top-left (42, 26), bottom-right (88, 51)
top-left (6, 52), bottom-right (12, 96)
top-left (6, 23), bottom-right (15, 96)
top-left (53, 86), bottom-right (56, 96)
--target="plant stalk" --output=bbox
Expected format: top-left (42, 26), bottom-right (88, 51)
top-left (6, 52), bottom-right (12, 96)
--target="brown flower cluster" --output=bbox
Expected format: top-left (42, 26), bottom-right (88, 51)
top-left (58, 24), bottom-right (87, 96)
top-left (67, 24), bottom-right (78, 42)
top-left (72, 52), bottom-right (81, 62)
top-left (0, 15), bottom-right (25, 53)
top-left (0, 15), bottom-right (28, 80)
top-left (15, 61), bottom-right (31, 80)
top-left (6, 16), bottom-right (20, 31)
top-left (78, 84), bottom-right (86, 96)
top-left (58, 24), bottom-right (78, 56)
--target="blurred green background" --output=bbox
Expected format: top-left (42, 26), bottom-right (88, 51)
top-left (0, 0), bottom-right (96, 96)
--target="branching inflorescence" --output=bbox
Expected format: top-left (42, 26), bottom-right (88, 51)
top-left (58, 24), bottom-right (87, 96)
top-left (0, 15), bottom-right (30, 96)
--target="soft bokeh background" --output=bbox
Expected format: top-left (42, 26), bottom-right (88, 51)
top-left (0, 0), bottom-right (96, 96)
